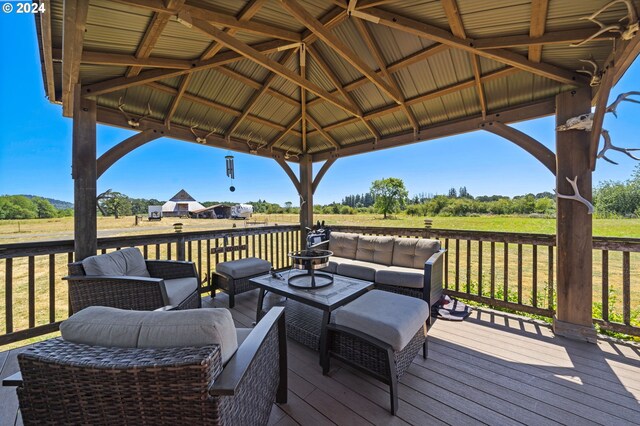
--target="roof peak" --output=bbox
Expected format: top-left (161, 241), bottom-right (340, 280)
top-left (169, 189), bottom-right (196, 201)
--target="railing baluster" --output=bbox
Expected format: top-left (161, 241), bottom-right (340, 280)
top-left (517, 244), bottom-right (523, 305)
top-left (478, 241), bottom-right (483, 297)
top-left (187, 241), bottom-right (192, 262)
top-left (466, 239), bottom-right (471, 294)
top-left (444, 238), bottom-right (449, 289)
top-left (503, 242), bottom-right (509, 302)
top-left (29, 256), bottom-right (35, 328)
top-left (197, 240), bottom-right (202, 281)
top-left (548, 246), bottom-right (554, 310)
top-left (155, 244), bottom-right (160, 260)
top-left (206, 239), bottom-right (211, 288)
top-left (251, 234), bottom-right (256, 257)
top-left (143, 245), bottom-right (148, 259)
top-left (532, 245), bottom-right (538, 308)
top-left (245, 235), bottom-right (250, 258)
top-left (455, 239), bottom-right (460, 292)
top-left (5, 258), bottom-right (13, 333)
top-left (602, 250), bottom-right (609, 322)
top-left (167, 242), bottom-right (172, 260)
top-left (623, 251), bottom-right (630, 325)
top-left (49, 254), bottom-right (56, 323)
top-left (490, 241), bottom-right (495, 300)
top-left (270, 232), bottom-right (275, 266)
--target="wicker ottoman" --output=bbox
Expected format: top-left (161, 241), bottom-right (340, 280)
top-left (213, 258), bottom-right (271, 308)
top-left (320, 290), bottom-right (430, 414)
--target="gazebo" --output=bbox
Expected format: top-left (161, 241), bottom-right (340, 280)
top-left (36, 0), bottom-right (639, 344)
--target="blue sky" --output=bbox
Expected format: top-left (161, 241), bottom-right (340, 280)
top-left (1, 11), bottom-right (639, 206)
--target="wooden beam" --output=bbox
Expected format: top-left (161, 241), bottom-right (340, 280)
top-left (312, 99), bottom-right (555, 161)
top-left (528, 0), bottom-right (549, 62)
top-left (190, 18), bottom-right (360, 117)
top-left (307, 115), bottom-right (340, 149)
top-left (126, 0), bottom-right (185, 77)
top-left (227, 49), bottom-right (298, 140)
top-left (353, 7), bottom-right (588, 86)
top-left (164, 74), bottom-right (191, 127)
top-left (55, 49), bottom-right (192, 69)
top-left (273, 155), bottom-right (301, 194)
top-left (62, 0), bottom-right (89, 116)
top-left (97, 129), bottom-right (161, 177)
top-left (554, 87), bottom-right (596, 342)
top-left (281, 0), bottom-right (403, 104)
top-left (81, 40), bottom-right (291, 97)
top-left (267, 116), bottom-right (301, 150)
top-left (471, 54), bottom-right (487, 119)
top-left (482, 121), bottom-right (556, 174)
top-left (39, 0), bottom-right (56, 102)
top-left (356, 0), bottom-right (395, 8)
top-left (72, 85), bottom-right (97, 260)
top-left (474, 28), bottom-right (611, 50)
top-left (353, 18), bottom-right (419, 132)
top-left (312, 157), bottom-right (336, 194)
top-left (301, 45), bottom-right (307, 152)
top-left (299, 154), bottom-right (313, 233)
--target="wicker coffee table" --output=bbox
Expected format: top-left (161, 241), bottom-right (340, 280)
top-left (250, 270), bottom-right (374, 353)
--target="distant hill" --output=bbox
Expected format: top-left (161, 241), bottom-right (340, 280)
top-left (21, 195), bottom-right (74, 210)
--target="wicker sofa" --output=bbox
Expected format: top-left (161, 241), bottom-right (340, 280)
top-left (6, 306), bottom-right (287, 425)
top-left (320, 232), bottom-right (445, 319)
top-left (65, 247), bottom-right (201, 313)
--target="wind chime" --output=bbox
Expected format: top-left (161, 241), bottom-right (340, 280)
top-left (225, 154), bottom-right (235, 192)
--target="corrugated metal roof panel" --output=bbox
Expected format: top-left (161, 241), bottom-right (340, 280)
top-left (172, 98), bottom-right (236, 133)
top-left (84, 0), bottom-right (151, 55)
top-left (251, 95), bottom-right (298, 126)
top-left (192, 68), bottom-right (256, 111)
top-left (314, 40), bottom-right (363, 86)
top-left (306, 55), bottom-right (339, 93)
top-left (412, 97), bottom-right (448, 123)
top-left (153, 21), bottom-right (213, 59)
top-left (351, 84), bottom-right (393, 113)
top-left (371, 111), bottom-right (411, 137)
top-left (253, 0), bottom-right (330, 32)
top-left (368, 23), bottom-right (437, 65)
top-left (270, 75), bottom-right (301, 101)
top-left (478, 57), bottom-right (507, 75)
top-left (382, 0), bottom-right (449, 29)
top-left (234, 120), bottom-right (280, 143)
top-left (196, 0), bottom-right (246, 16)
top-left (457, 0), bottom-right (531, 38)
top-left (226, 54), bottom-right (274, 84)
top-left (328, 121), bottom-right (371, 146)
top-left (308, 102), bottom-right (351, 128)
top-left (546, 0), bottom-right (631, 32)
top-left (541, 41), bottom-right (612, 70)
top-left (307, 133), bottom-right (333, 154)
top-left (79, 65), bottom-right (127, 85)
top-left (332, 19), bottom-right (379, 71)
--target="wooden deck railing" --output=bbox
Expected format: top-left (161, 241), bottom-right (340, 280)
top-left (1, 224), bottom-right (639, 345)
top-left (331, 226), bottom-right (640, 337)
top-left (0, 225), bottom-right (300, 345)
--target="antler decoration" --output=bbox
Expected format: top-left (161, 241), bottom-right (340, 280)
top-left (576, 58), bottom-right (602, 87)
top-left (190, 122), bottom-right (217, 144)
top-left (118, 97), bottom-right (152, 129)
top-left (597, 129), bottom-right (640, 164)
top-left (245, 132), bottom-right (267, 154)
top-left (284, 150), bottom-right (299, 160)
top-left (570, 0), bottom-right (639, 47)
top-left (555, 176), bottom-right (594, 214)
top-left (605, 91), bottom-right (640, 117)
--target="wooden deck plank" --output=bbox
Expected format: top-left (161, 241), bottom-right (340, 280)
top-left (2, 292), bottom-right (640, 425)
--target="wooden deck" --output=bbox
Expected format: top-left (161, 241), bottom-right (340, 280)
top-left (2, 290), bottom-right (640, 425)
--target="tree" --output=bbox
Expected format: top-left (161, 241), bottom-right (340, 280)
top-left (447, 187), bottom-right (457, 198)
top-left (100, 192), bottom-right (132, 218)
top-left (370, 178), bottom-right (408, 219)
top-left (31, 197), bottom-right (57, 218)
top-left (284, 201), bottom-right (293, 212)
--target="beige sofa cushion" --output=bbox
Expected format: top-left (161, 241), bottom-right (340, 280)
top-left (82, 247), bottom-right (150, 277)
top-left (163, 277), bottom-right (198, 306)
top-left (392, 238), bottom-right (440, 269)
top-left (355, 236), bottom-right (395, 266)
top-left (216, 257), bottom-right (271, 279)
top-left (61, 306), bottom-right (238, 364)
top-left (328, 232), bottom-right (359, 259)
top-left (375, 266), bottom-right (424, 289)
top-left (336, 258), bottom-right (386, 282)
top-left (332, 290), bottom-right (429, 351)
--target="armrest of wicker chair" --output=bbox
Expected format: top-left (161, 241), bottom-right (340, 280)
top-left (424, 248), bottom-right (446, 325)
top-left (210, 306), bottom-right (287, 404)
top-left (145, 260), bottom-right (199, 281)
top-left (63, 275), bottom-right (167, 312)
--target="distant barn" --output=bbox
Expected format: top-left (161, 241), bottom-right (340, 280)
top-left (192, 204), bottom-right (231, 219)
top-left (161, 190), bottom-right (205, 218)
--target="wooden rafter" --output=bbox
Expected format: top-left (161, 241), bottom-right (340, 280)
top-left (473, 28), bottom-right (611, 50)
top-left (166, 0), bottom-right (268, 130)
top-left (97, 129), bottom-right (161, 177)
top-left (62, 0), bottom-right (89, 116)
top-left (352, 7), bottom-right (588, 86)
top-left (190, 18), bottom-right (360, 117)
top-left (312, 99), bottom-right (556, 161)
top-left (307, 115), bottom-right (341, 149)
top-left (53, 49), bottom-right (193, 69)
top-left (301, 45), bottom-right (307, 152)
top-left (528, 0), bottom-right (549, 62)
top-left (82, 40), bottom-right (292, 97)
top-left (281, 0), bottom-right (403, 104)
top-left (126, 0), bottom-right (185, 77)
top-left (353, 18), bottom-right (419, 132)
top-left (306, 45), bottom-right (380, 141)
top-left (227, 48), bottom-right (298, 140)
top-left (267, 116), bottom-right (302, 150)
top-left (273, 155), bottom-right (302, 193)
top-left (356, 0), bottom-right (395, 8)
top-left (39, 0), bottom-right (56, 102)
top-left (312, 157), bottom-right (337, 194)
top-left (441, 0), bottom-right (487, 118)
top-left (113, 0), bottom-right (301, 42)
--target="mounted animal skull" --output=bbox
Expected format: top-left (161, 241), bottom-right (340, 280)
top-left (570, 0), bottom-right (639, 47)
top-left (118, 97), bottom-right (152, 128)
top-left (555, 176), bottom-right (594, 214)
top-left (576, 58), bottom-right (603, 87)
top-left (556, 113), bottom-right (594, 131)
top-left (189, 122), bottom-right (217, 144)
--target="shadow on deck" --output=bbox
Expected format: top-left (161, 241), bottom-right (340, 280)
top-left (2, 290), bottom-right (639, 425)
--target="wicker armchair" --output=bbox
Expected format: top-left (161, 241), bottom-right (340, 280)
top-left (66, 250), bottom-right (202, 313)
top-left (4, 307), bottom-right (287, 426)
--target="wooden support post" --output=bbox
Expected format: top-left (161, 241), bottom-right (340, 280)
top-left (553, 88), bottom-right (596, 343)
top-left (299, 154), bottom-right (313, 243)
top-left (72, 85), bottom-right (97, 261)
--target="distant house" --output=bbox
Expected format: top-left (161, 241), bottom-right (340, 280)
top-left (161, 190), bottom-right (205, 217)
top-left (192, 204), bottom-right (231, 219)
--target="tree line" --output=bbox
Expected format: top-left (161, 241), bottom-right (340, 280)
top-left (0, 195), bottom-right (73, 219)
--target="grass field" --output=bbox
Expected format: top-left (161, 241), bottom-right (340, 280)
top-left (1, 213), bottom-right (639, 350)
